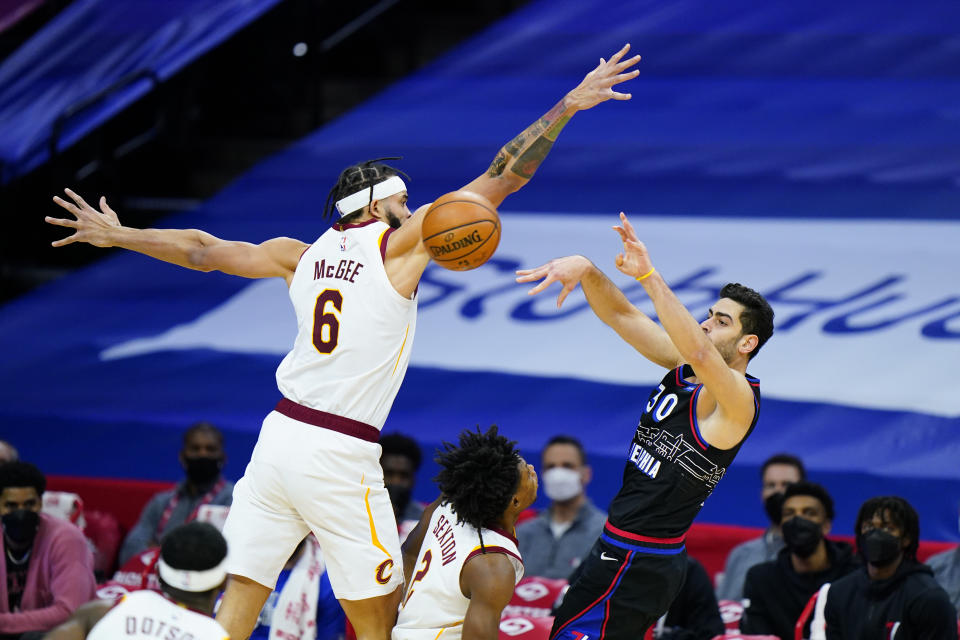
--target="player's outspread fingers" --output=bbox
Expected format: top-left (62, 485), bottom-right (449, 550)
top-left (64, 188), bottom-right (88, 209)
top-left (527, 277), bottom-right (555, 296)
top-left (52, 196), bottom-right (81, 216)
top-left (51, 235), bottom-right (77, 247)
top-left (610, 92), bottom-right (632, 101)
top-left (609, 43), bottom-right (630, 64)
top-left (44, 216), bottom-right (78, 228)
top-left (614, 54), bottom-right (642, 72)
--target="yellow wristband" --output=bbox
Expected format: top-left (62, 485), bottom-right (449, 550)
top-left (635, 267), bottom-right (656, 282)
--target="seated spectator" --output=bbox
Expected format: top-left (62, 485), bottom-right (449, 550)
top-left (118, 422), bottom-right (233, 566)
top-left (379, 433), bottom-right (425, 530)
top-left (250, 535), bottom-right (345, 640)
top-left (741, 482), bottom-right (857, 640)
top-left (0, 441), bottom-right (17, 466)
top-left (649, 556), bottom-right (725, 640)
top-left (822, 496), bottom-right (957, 639)
top-left (927, 504), bottom-right (960, 610)
top-left (716, 453), bottom-right (805, 601)
top-left (517, 435), bottom-right (606, 580)
top-left (0, 461), bottom-right (95, 638)
top-left (43, 521), bottom-right (230, 639)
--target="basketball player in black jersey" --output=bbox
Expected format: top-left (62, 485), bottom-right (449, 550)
top-left (516, 212), bottom-right (774, 640)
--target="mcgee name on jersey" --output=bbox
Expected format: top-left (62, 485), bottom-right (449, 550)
top-left (314, 258), bottom-right (364, 283)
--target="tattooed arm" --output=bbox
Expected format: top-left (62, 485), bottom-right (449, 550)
top-left (461, 44), bottom-right (641, 207)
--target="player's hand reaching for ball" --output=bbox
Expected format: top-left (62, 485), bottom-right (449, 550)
top-left (516, 255), bottom-right (593, 308)
top-left (46, 188), bottom-right (122, 248)
top-left (613, 212), bottom-right (655, 281)
top-left (565, 44), bottom-right (642, 111)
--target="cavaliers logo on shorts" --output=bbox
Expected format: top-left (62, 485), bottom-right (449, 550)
top-left (375, 559), bottom-right (394, 585)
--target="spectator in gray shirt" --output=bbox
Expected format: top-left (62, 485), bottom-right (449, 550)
top-left (119, 422), bottom-right (233, 566)
top-left (517, 435), bottom-right (606, 580)
top-left (716, 453), bottom-right (805, 601)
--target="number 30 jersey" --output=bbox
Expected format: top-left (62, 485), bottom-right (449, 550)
top-left (275, 219), bottom-right (417, 430)
top-left (393, 502), bottom-right (524, 640)
top-left (606, 364), bottom-right (761, 545)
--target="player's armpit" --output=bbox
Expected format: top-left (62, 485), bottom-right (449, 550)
top-left (460, 553), bottom-right (517, 640)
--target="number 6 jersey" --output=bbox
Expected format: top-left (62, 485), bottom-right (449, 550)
top-left (275, 219), bottom-right (417, 430)
top-left (393, 502), bottom-right (524, 640)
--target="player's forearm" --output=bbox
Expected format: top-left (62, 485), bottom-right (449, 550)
top-left (581, 262), bottom-right (646, 329)
top-left (108, 226), bottom-right (221, 272)
top-left (639, 272), bottom-right (714, 365)
top-left (485, 96), bottom-right (577, 186)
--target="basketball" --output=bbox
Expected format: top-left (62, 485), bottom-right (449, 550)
top-left (420, 190), bottom-right (500, 271)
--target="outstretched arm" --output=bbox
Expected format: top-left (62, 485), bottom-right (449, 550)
top-left (612, 212), bottom-right (757, 447)
top-left (462, 44), bottom-right (641, 207)
top-left (460, 553), bottom-right (518, 640)
top-left (46, 189), bottom-right (306, 285)
top-left (516, 256), bottom-right (682, 369)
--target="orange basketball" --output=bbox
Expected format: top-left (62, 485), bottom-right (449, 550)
top-left (420, 190), bottom-right (500, 271)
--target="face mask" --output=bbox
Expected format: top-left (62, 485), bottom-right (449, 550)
top-left (861, 529), bottom-right (902, 567)
top-left (184, 456), bottom-right (222, 485)
top-left (781, 516), bottom-right (823, 558)
top-left (386, 484), bottom-right (412, 517)
top-left (764, 492), bottom-right (785, 525)
top-left (542, 467), bottom-right (582, 502)
top-left (2, 509), bottom-right (40, 546)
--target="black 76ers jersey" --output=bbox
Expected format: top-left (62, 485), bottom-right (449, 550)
top-left (605, 365), bottom-right (760, 549)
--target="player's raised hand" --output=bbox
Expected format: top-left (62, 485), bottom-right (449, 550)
top-left (516, 255), bottom-right (593, 308)
top-left (46, 188), bottom-right (122, 248)
top-left (565, 44), bottom-right (642, 111)
top-left (613, 212), bottom-right (655, 280)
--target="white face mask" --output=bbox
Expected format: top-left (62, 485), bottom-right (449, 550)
top-left (542, 467), bottom-right (583, 502)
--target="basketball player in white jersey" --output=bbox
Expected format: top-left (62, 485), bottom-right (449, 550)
top-left (43, 521), bottom-right (230, 640)
top-left (395, 426), bottom-right (538, 640)
top-left (45, 45), bottom-right (641, 640)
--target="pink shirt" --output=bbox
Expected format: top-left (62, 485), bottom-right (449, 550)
top-left (0, 512), bottom-right (96, 634)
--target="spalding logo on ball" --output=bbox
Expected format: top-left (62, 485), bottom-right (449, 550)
top-left (420, 190), bottom-right (500, 271)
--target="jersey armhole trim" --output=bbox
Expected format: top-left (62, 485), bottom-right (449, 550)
top-left (689, 384), bottom-right (709, 450)
top-left (379, 228), bottom-right (395, 263)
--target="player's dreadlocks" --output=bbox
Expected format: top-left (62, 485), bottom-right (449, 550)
top-left (323, 157), bottom-right (410, 223)
top-left (434, 425), bottom-right (521, 532)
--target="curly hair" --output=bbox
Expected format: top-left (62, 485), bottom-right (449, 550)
top-left (323, 157), bottom-right (410, 222)
top-left (434, 426), bottom-right (521, 531)
top-left (719, 282), bottom-right (775, 360)
top-left (855, 496), bottom-right (920, 561)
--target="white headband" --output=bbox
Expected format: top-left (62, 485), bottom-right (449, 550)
top-left (335, 176), bottom-right (407, 216)
top-left (157, 557), bottom-right (228, 592)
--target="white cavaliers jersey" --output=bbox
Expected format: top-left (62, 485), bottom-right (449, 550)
top-left (88, 590), bottom-right (229, 640)
top-left (275, 219), bottom-right (417, 429)
top-left (393, 503), bottom-right (524, 640)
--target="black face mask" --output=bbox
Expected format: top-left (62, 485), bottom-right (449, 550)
top-left (861, 529), bottom-right (902, 567)
top-left (386, 484), bottom-right (412, 518)
top-left (781, 516), bottom-right (823, 558)
top-left (2, 509), bottom-right (40, 547)
top-left (764, 492), bottom-right (785, 526)
top-left (183, 456), bottom-right (223, 485)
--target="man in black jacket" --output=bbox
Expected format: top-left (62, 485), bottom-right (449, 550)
top-left (742, 482), bottom-right (858, 640)
top-left (823, 496), bottom-right (957, 640)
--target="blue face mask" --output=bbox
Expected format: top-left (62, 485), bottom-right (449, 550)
top-left (2, 509), bottom-right (39, 546)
